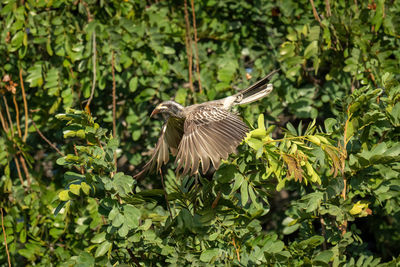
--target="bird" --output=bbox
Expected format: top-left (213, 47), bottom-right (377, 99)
top-left (134, 69), bottom-right (279, 179)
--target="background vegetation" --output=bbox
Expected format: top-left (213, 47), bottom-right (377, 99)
top-left (1, 0), bottom-right (400, 266)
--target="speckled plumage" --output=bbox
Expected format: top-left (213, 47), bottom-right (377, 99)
top-left (134, 69), bottom-right (278, 179)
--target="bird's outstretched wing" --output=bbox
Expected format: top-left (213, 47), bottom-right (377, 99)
top-left (134, 117), bottom-right (184, 179)
top-left (175, 105), bottom-right (248, 176)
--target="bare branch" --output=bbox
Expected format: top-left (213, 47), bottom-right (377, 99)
top-left (19, 69), bottom-right (29, 142)
top-left (184, 0), bottom-right (194, 93)
top-left (190, 0), bottom-right (202, 93)
top-left (13, 95), bottom-right (22, 137)
top-left (2, 96), bottom-right (14, 136)
top-left (1, 208), bottom-right (11, 267)
top-left (112, 51), bottom-right (117, 170)
top-left (85, 30), bottom-right (97, 111)
top-left (310, 0), bottom-right (322, 26)
top-left (325, 0), bottom-right (331, 17)
top-left (31, 120), bottom-right (64, 157)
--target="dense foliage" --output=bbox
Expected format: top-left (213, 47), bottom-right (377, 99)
top-left (1, 0), bottom-right (400, 266)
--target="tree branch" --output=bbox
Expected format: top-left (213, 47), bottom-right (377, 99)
top-left (19, 69), bottom-right (29, 142)
top-left (111, 51), bottom-right (117, 170)
top-left (85, 30), bottom-right (97, 111)
top-left (31, 120), bottom-right (64, 157)
top-left (190, 0), bottom-right (202, 93)
top-left (1, 208), bottom-right (11, 267)
top-left (184, 0), bottom-right (194, 93)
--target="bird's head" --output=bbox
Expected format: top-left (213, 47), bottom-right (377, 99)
top-left (150, 101), bottom-right (185, 118)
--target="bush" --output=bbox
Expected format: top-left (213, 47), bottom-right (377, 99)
top-left (0, 0), bottom-right (399, 266)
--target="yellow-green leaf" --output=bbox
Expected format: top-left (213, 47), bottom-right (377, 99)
top-left (350, 201), bottom-right (369, 215)
top-left (69, 184), bottom-right (81, 195)
top-left (308, 135), bottom-right (321, 145)
top-left (59, 190), bottom-right (70, 201)
top-left (81, 182), bottom-right (91, 195)
top-left (257, 114), bottom-right (265, 130)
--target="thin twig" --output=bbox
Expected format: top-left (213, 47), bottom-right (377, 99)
top-left (1, 208), bottom-right (11, 267)
top-left (0, 105), bottom-right (10, 133)
top-left (19, 155), bottom-right (31, 187)
top-left (2, 96), bottom-right (14, 136)
top-left (354, 0), bottom-right (358, 12)
top-left (232, 236), bottom-right (240, 262)
top-left (31, 120), bottom-right (64, 156)
top-left (212, 191), bottom-right (221, 209)
top-left (74, 144), bottom-right (85, 175)
top-left (80, 0), bottom-right (93, 21)
top-left (19, 69), bottom-right (29, 142)
top-left (159, 169), bottom-right (173, 218)
top-left (127, 248), bottom-right (141, 267)
top-left (95, 199), bottom-right (107, 225)
top-left (13, 95), bottom-right (22, 137)
top-left (190, 0), bottom-right (202, 93)
top-left (183, 0), bottom-right (194, 93)
top-left (324, 0), bottom-right (331, 17)
top-left (339, 106), bottom-right (352, 235)
top-left (14, 156), bottom-right (25, 185)
top-left (309, 0), bottom-right (322, 26)
top-left (0, 98), bottom-right (25, 186)
top-left (111, 51), bottom-right (117, 170)
top-left (320, 216), bottom-right (327, 250)
top-left (85, 30), bottom-right (97, 111)
top-left (81, 1), bottom-right (96, 111)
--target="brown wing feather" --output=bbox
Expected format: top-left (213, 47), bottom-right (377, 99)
top-left (134, 117), bottom-right (184, 179)
top-left (175, 105), bottom-right (248, 176)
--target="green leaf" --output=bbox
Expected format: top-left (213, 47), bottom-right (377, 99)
top-left (91, 232), bottom-right (106, 244)
top-left (257, 114), bottom-right (265, 130)
top-left (246, 138), bottom-right (263, 151)
top-left (200, 248), bottom-right (219, 262)
top-left (11, 31), bottom-right (24, 50)
top-left (129, 77), bottom-right (138, 92)
top-left (112, 213), bottom-right (124, 227)
top-left (324, 118), bottom-right (337, 133)
top-left (20, 228), bottom-right (27, 243)
top-left (95, 240), bottom-right (112, 258)
top-left (118, 223), bottom-right (130, 237)
top-left (69, 184), bottom-right (81, 195)
top-left (241, 180), bottom-right (249, 206)
top-left (248, 186), bottom-right (260, 208)
top-left (81, 182), bottom-right (91, 195)
top-left (313, 250), bottom-right (333, 264)
top-left (265, 240), bottom-right (285, 253)
top-left (304, 41), bottom-right (318, 59)
top-left (124, 204), bottom-right (141, 229)
top-left (215, 164), bottom-right (237, 183)
top-left (162, 46), bottom-right (175, 54)
top-left (217, 68), bottom-right (234, 83)
top-left (113, 172), bottom-right (134, 197)
top-left (286, 122), bottom-right (297, 135)
top-left (231, 173), bottom-right (244, 193)
top-left (58, 190), bottom-right (70, 201)
top-left (54, 201), bottom-right (67, 216)
top-left (76, 252), bottom-right (95, 267)
top-left (175, 88), bottom-right (188, 105)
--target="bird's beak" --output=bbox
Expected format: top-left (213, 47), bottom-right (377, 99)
top-left (150, 104), bottom-right (167, 117)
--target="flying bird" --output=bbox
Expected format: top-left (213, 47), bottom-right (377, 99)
top-left (134, 69), bottom-right (279, 179)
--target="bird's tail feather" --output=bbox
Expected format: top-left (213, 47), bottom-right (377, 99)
top-left (233, 69), bottom-right (279, 105)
